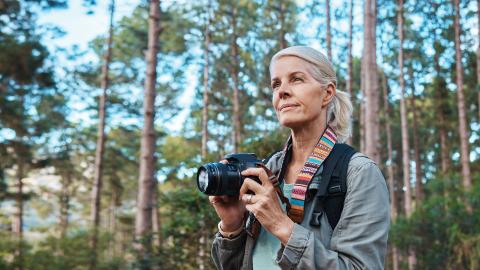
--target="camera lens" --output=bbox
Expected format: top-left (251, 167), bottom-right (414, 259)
top-left (196, 163), bottom-right (221, 195)
top-left (197, 167), bottom-right (209, 193)
top-left (196, 161), bottom-right (244, 196)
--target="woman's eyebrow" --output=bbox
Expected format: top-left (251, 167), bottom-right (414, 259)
top-left (289, 71), bottom-right (306, 77)
top-left (271, 71), bottom-right (306, 82)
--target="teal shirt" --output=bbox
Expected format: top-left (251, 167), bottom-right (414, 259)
top-left (252, 183), bottom-right (294, 269)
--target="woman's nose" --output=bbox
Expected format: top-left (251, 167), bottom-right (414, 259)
top-left (278, 83), bottom-right (291, 99)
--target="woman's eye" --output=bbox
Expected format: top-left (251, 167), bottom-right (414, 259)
top-left (272, 82), bottom-right (280, 89)
top-left (293, 77), bottom-right (302, 82)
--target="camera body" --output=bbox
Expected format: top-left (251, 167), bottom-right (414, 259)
top-left (196, 153), bottom-right (262, 196)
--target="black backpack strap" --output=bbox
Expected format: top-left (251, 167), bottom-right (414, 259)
top-left (310, 144), bottom-right (356, 229)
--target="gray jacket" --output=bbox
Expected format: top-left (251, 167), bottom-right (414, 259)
top-left (212, 150), bottom-right (390, 270)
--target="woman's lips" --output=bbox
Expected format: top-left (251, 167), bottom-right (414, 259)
top-left (279, 104), bottom-right (299, 111)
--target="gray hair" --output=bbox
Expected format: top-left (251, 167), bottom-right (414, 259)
top-left (269, 46), bottom-right (352, 143)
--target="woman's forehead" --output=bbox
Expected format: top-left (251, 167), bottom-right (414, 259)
top-left (270, 56), bottom-right (311, 78)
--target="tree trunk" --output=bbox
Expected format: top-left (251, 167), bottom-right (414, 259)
top-left (363, 0), bottom-right (380, 163)
top-left (453, 0), bottom-right (472, 191)
top-left (408, 68), bottom-right (424, 202)
top-left (201, 1), bottom-right (211, 160)
top-left (89, 2), bottom-right (115, 269)
top-left (59, 172), bottom-right (71, 241)
top-left (326, 0), bottom-right (332, 61)
top-left (397, 1), bottom-right (415, 268)
top-left (13, 162), bottom-right (24, 270)
top-left (151, 178), bottom-right (161, 270)
top-left (477, 0), bottom-right (480, 121)
top-left (279, 1), bottom-right (287, 49)
top-left (381, 74), bottom-right (399, 270)
top-left (434, 43), bottom-right (449, 175)
top-left (347, 0), bottom-right (354, 145)
top-left (230, 5), bottom-right (241, 153)
top-left (135, 0), bottom-right (160, 265)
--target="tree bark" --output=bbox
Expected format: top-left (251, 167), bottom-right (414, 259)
top-left (434, 42), bottom-right (449, 175)
top-left (230, 5), bottom-right (241, 153)
top-left (363, 0), bottom-right (380, 163)
top-left (279, 1), bottom-right (287, 49)
top-left (347, 0), bottom-right (354, 145)
top-left (397, 0), bottom-right (412, 218)
top-left (151, 178), bottom-right (161, 270)
top-left (135, 0), bottom-right (160, 265)
top-left (202, 1), bottom-right (211, 160)
top-left (397, 1), bottom-right (415, 268)
top-left (89, 1), bottom-right (115, 269)
top-left (381, 73), bottom-right (399, 270)
top-left (408, 68), bottom-right (424, 202)
top-left (477, 0), bottom-right (480, 121)
top-left (326, 0), bottom-right (332, 61)
top-left (453, 0), bottom-right (472, 191)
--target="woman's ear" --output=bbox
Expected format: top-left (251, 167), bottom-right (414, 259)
top-left (322, 83), bottom-right (336, 108)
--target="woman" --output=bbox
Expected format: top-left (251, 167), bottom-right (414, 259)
top-left (209, 46), bottom-right (390, 269)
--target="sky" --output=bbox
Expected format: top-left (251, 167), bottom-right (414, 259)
top-left (35, 0), bottom-right (367, 134)
top-left (37, 0), bottom-right (195, 132)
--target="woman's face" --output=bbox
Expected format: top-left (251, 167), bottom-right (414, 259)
top-left (270, 56), bottom-right (334, 128)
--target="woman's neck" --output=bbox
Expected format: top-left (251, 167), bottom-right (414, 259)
top-left (290, 120), bottom-right (327, 164)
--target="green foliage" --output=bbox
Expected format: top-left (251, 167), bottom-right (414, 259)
top-left (0, 229), bottom-right (131, 270)
top-left (158, 179), bottom-right (217, 270)
top-left (390, 175), bottom-right (480, 269)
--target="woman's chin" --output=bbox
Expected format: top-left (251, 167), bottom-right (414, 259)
top-left (279, 118), bottom-right (307, 129)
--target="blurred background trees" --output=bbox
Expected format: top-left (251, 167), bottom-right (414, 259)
top-left (0, 0), bottom-right (479, 269)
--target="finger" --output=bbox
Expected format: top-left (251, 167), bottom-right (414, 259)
top-left (209, 196), bottom-right (223, 205)
top-left (241, 194), bottom-right (257, 204)
top-left (221, 195), bottom-right (239, 203)
top-left (241, 167), bottom-right (271, 186)
top-left (239, 178), bottom-right (263, 199)
top-left (245, 204), bottom-right (256, 216)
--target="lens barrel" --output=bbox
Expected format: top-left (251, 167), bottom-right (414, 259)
top-left (196, 162), bottom-right (242, 196)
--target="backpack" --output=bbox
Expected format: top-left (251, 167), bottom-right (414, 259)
top-left (264, 143), bottom-right (356, 230)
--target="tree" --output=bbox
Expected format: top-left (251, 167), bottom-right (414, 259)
top-left (346, 0), bottom-right (354, 145)
top-left (477, 0), bottom-right (480, 121)
top-left (408, 67), bottom-right (424, 201)
top-left (326, 0), bottom-right (332, 60)
top-left (0, 4), bottom-right (68, 269)
top-left (135, 0), bottom-right (161, 266)
top-left (230, 3), bottom-right (241, 153)
top-left (362, 0), bottom-right (380, 163)
top-left (452, 0), bottom-right (472, 191)
top-left (201, 0), bottom-right (211, 160)
top-left (381, 72), bottom-right (399, 270)
top-left (89, 1), bottom-right (115, 269)
top-left (397, 1), bottom-right (415, 267)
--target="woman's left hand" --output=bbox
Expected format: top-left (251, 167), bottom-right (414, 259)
top-left (239, 167), bottom-right (294, 245)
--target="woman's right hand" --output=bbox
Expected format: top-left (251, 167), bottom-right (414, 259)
top-left (208, 160), bottom-right (246, 231)
top-left (209, 195), bottom-right (246, 231)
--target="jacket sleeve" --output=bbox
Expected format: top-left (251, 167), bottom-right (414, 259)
top-left (211, 230), bottom-right (247, 270)
top-left (275, 159), bottom-right (390, 270)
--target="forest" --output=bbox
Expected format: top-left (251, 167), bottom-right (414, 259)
top-left (0, 0), bottom-right (479, 269)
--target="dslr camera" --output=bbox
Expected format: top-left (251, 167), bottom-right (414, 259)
top-left (196, 153), bottom-right (262, 196)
